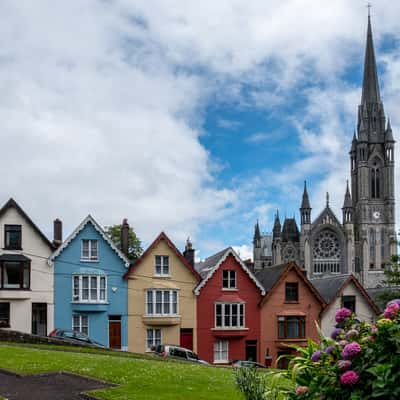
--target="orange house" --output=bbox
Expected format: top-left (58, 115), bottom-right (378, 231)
top-left (256, 262), bottom-right (326, 368)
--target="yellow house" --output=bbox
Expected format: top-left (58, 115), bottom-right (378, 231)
top-left (124, 232), bottom-right (200, 353)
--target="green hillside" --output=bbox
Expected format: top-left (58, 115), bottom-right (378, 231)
top-left (0, 343), bottom-right (242, 399)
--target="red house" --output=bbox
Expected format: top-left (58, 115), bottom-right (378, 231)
top-left (194, 247), bottom-right (265, 364)
top-left (256, 262), bottom-right (326, 368)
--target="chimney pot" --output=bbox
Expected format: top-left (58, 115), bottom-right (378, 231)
top-left (53, 219), bottom-right (63, 248)
top-left (121, 219), bottom-right (129, 258)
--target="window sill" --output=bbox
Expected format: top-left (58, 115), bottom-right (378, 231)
top-left (284, 301), bottom-right (299, 304)
top-left (211, 327), bottom-right (248, 331)
top-left (2, 247), bottom-right (23, 251)
top-left (153, 275), bottom-right (171, 279)
top-left (80, 259), bottom-right (99, 263)
top-left (0, 288), bottom-right (31, 291)
top-left (277, 338), bottom-right (306, 342)
top-left (71, 301), bottom-right (109, 304)
top-left (368, 270), bottom-right (384, 274)
top-left (222, 288), bottom-right (238, 292)
top-left (213, 361), bottom-right (229, 365)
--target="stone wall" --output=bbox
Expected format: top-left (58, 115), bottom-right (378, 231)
top-left (0, 328), bottom-right (98, 348)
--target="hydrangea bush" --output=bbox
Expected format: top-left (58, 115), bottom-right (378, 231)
top-left (287, 300), bottom-right (400, 399)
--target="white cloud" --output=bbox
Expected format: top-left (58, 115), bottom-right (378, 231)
top-left (1, 1), bottom-right (400, 257)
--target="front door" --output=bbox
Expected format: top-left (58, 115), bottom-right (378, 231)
top-left (180, 328), bottom-right (193, 350)
top-left (32, 303), bottom-right (47, 336)
top-left (109, 316), bottom-right (121, 349)
top-left (245, 340), bottom-right (257, 362)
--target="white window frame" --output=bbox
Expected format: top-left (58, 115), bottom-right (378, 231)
top-left (222, 270), bottom-right (237, 289)
top-left (146, 328), bottom-right (162, 351)
top-left (145, 289), bottom-right (179, 316)
top-left (214, 302), bottom-right (245, 328)
top-left (154, 255), bottom-right (169, 277)
top-left (72, 275), bottom-right (107, 303)
top-left (72, 314), bottom-right (89, 335)
top-left (214, 340), bottom-right (229, 363)
top-left (81, 239), bottom-right (99, 261)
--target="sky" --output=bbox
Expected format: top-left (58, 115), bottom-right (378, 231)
top-left (1, 1), bottom-right (400, 261)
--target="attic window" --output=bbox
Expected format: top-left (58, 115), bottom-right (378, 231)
top-left (4, 225), bottom-right (21, 250)
top-left (341, 295), bottom-right (356, 313)
top-left (285, 282), bottom-right (298, 302)
top-left (222, 270), bottom-right (236, 289)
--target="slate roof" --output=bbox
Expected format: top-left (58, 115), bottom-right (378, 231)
top-left (255, 263), bottom-right (289, 292)
top-left (195, 247), bottom-right (230, 278)
top-left (311, 275), bottom-right (350, 304)
top-left (281, 218), bottom-right (299, 242)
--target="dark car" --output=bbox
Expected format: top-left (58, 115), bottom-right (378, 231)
top-left (49, 329), bottom-right (104, 348)
top-left (231, 360), bottom-right (266, 369)
top-left (154, 344), bottom-right (209, 365)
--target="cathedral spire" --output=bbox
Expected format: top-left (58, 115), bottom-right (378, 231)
top-left (253, 220), bottom-right (261, 244)
top-left (301, 181), bottom-right (311, 209)
top-left (361, 14), bottom-right (381, 105)
top-left (342, 180), bottom-right (353, 224)
top-left (342, 180), bottom-right (352, 208)
top-left (300, 181), bottom-right (311, 225)
top-left (273, 210), bottom-right (281, 239)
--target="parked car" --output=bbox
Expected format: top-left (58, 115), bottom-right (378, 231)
top-left (49, 329), bottom-right (105, 348)
top-left (154, 344), bottom-right (209, 365)
top-left (231, 360), bottom-right (266, 369)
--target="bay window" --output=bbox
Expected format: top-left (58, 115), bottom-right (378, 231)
top-left (146, 289), bottom-right (178, 316)
top-left (72, 275), bottom-right (107, 302)
top-left (215, 303), bottom-right (245, 328)
top-left (0, 261), bottom-right (30, 289)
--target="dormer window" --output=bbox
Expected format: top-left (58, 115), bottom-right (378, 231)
top-left (4, 225), bottom-right (21, 250)
top-left (155, 256), bottom-right (169, 276)
top-left (222, 270), bottom-right (236, 289)
top-left (81, 239), bottom-right (98, 261)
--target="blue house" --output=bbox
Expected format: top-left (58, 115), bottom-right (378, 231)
top-left (50, 215), bottom-right (130, 350)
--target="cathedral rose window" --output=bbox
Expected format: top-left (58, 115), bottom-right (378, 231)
top-left (313, 230), bottom-right (341, 274)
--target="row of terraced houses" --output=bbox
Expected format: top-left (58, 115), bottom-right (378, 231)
top-left (0, 198), bottom-right (381, 367)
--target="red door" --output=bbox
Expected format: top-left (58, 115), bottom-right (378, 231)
top-left (109, 316), bottom-right (121, 349)
top-left (180, 328), bottom-right (193, 350)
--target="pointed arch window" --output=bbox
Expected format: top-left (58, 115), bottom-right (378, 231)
top-left (371, 159), bottom-right (381, 199)
top-left (369, 229), bottom-right (376, 269)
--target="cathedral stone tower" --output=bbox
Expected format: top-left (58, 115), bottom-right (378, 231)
top-left (252, 16), bottom-right (396, 288)
top-left (351, 15), bottom-right (396, 287)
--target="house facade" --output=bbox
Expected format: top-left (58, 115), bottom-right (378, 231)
top-left (0, 198), bottom-right (55, 335)
top-left (195, 248), bottom-right (265, 364)
top-left (312, 274), bottom-right (380, 336)
top-left (256, 262), bottom-right (325, 368)
top-left (51, 215), bottom-right (130, 350)
top-left (124, 233), bottom-right (200, 353)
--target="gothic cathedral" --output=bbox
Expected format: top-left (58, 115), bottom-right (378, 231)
top-left (253, 16), bottom-right (396, 289)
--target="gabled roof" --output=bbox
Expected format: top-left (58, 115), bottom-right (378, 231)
top-left (312, 205), bottom-right (342, 229)
top-left (311, 274), bottom-right (380, 315)
top-left (194, 247), bottom-right (265, 296)
top-left (0, 198), bottom-right (54, 250)
top-left (257, 262), bottom-right (326, 307)
top-left (123, 231), bottom-right (202, 281)
top-left (50, 215), bottom-right (130, 267)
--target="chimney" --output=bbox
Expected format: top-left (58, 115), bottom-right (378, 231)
top-left (121, 219), bottom-right (129, 257)
top-left (183, 238), bottom-right (195, 267)
top-left (53, 219), bottom-right (63, 248)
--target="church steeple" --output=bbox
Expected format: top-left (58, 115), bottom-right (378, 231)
top-left (300, 181), bottom-right (311, 225)
top-left (357, 13), bottom-right (386, 142)
top-left (361, 14), bottom-right (381, 105)
top-left (253, 220), bottom-right (261, 246)
top-left (342, 180), bottom-right (353, 224)
top-left (272, 211), bottom-right (281, 239)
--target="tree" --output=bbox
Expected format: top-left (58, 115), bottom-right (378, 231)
top-left (377, 255), bottom-right (400, 306)
top-left (105, 224), bottom-right (143, 262)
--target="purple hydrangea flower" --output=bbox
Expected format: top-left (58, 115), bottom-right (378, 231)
top-left (340, 370), bottom-right (359, 386)
top-left (324, 345), bottom-right (335, 355)
top-left (342, 342), bottom-right (361, 359)
top-left (337, 360), bottom-right (352, 370)
top-left (388, 299), bottom-right (400, 307)
top-left (311, 350), bottom-right (322, 362)
top-left (335, 307), bottom-right (353, 323)
top-left (331, 327), bottom-right (343, 340)
top-left (383, 302), bottom-right (399, 320)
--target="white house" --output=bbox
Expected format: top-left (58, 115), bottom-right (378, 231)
top-left (312, 274), bottom-right (380, 336)
top-left (0, 198), bottom-right (57, 335)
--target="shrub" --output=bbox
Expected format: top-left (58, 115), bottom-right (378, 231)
top-left (286, 300), bottom-right (400, 399)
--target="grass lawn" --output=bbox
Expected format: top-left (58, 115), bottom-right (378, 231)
top-left (0, 343), bottom-right (243, 400)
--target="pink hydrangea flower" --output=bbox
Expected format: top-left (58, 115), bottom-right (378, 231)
top-left (295, 386), bottom-right (309, 395)
top-left (383, 302), bottom-right (399, 319)
top-left (340, 370), bottom-right (359, 386)
top-left (335, 307), bottom-right (353, 323)
top-left (342, 342), bottom-right (361, 359)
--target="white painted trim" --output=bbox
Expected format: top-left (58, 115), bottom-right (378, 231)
top-left (49, 215), bottom-right (130, 267)
top-left (194, 247), bottom-right (265, 295)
